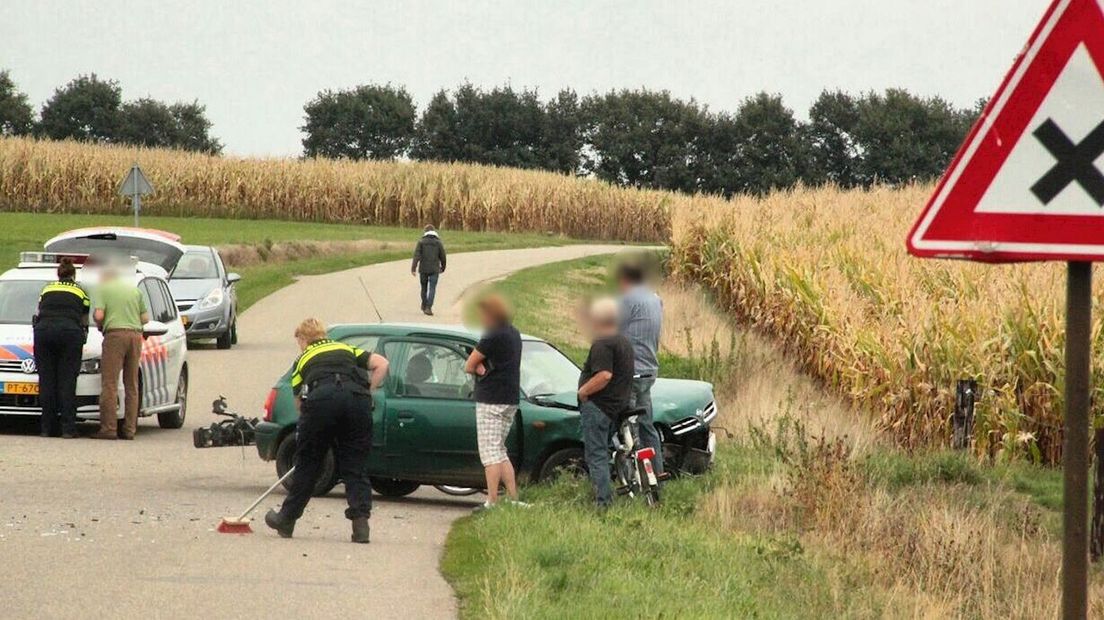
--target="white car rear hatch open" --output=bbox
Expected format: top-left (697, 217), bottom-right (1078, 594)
top-left (44, 227), bottom-right (185, 272)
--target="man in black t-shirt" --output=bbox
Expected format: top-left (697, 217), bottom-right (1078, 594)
top-left (465, 294), bottom-right (523, 509)
top-left (577, 297), bottom-right (634, 508)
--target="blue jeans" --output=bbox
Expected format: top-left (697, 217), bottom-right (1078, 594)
top-left (419, 272), bottom-right (439, 309)
top-left (580, 400), bottom-right (614, 507)
top-left (631, 376), bottom-right (664, 475)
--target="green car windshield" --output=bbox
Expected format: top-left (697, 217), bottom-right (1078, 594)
top-left (520, 340), bottom-right (580, 397)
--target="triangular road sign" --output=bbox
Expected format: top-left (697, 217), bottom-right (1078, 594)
top-left (118, 164), bottom-right (154, 197)
top-left (908, 0), bottom-right (1104, 262)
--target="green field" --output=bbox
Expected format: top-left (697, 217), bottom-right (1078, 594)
top-left (0, 212), bottom-right (594, 311)
top-left (442, 255), bottom-right (1073, 619)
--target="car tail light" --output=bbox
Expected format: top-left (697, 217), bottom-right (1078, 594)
top-left (636, 447), bottom-right (656, 461)
top-left (262, 388), bottom-right (277, 422)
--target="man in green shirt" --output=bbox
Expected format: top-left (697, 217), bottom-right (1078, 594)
top-left (90, 266), bottom-right (149, 440)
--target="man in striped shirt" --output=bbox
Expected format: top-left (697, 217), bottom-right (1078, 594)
top-left (617, 262), bottom-right (665, 476)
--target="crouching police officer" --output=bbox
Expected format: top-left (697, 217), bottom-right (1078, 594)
top-left (34, 257), bottom-right (89, 438)
top-left (265, 318), bottom-right (389, 543)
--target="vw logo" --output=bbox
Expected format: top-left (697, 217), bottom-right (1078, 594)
top-left (20, 358), bottom-right (36, 374)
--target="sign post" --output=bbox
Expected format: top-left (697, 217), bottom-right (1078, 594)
top-left (907, 1), bottom-right (1104, 616)
top-left (118, 163), bottom-right (154, 226)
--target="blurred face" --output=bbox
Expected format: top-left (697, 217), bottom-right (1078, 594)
top-left (296, 336), bottom-right (310, 351)
top-left (479, 306), bottom-right (496, 328)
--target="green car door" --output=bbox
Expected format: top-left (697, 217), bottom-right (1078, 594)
top-left (378, 338), bottom-right (484, 484)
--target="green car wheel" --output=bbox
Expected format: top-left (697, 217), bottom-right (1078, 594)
top-left (275, 432), bottom-right (337, 497)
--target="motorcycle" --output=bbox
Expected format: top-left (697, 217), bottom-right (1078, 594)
top-left (193, 396), bottom-right (259, 449)
top-left (612, 406), bottom-right (661, 506)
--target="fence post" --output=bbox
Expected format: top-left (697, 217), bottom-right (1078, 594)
top-left (952, 379), bottom-right (977, 450)
top-left (1092, 427), bottom-right (1104, 562)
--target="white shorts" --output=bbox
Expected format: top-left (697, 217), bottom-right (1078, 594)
top-left (476, 403), bottom-right (517, 466)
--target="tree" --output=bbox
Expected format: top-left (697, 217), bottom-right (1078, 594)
top-left (118, 98), bottom-right (221, 154)
top-left (168, 101), bottom-right (222, 154)
top-left (118, 98), bottom-right (178, 148)
top-left (411, 89), bottom-right (462, 162)
top-left (851, 89), bottom-right (975, 186)
top-left (0, 70), bottom-right (34, 136)
top-left (803, 90), bottom-right (861, 188)
top-left (38, 74), bottom-right (123, 142)
top-left (730, 93), bottom-right (805, 195)
top-left (412, 83), bottom-right (548, 170)
top-left (301, 84), bottom-right (415, 160)
top-left (540, 89), bottom-right (584, 174)
top-left (581, 89), bottom-right (706, 193)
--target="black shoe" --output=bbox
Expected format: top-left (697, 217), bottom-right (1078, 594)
top-left (62, 431), bottom-right (79, 439)
top-left (39, 431), bottom-right (50, 438)
top-left (351, 517), bottom-right (370, 544)
top-left (425, 307), bottom-right (434, 316)
top-left (264, 509), bottom-right (295, 538)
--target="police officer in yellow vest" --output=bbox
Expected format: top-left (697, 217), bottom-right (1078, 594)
top-left (265, 318), bottom-right (388, 543)
top-left (33, 258), bottom-right (89, 438)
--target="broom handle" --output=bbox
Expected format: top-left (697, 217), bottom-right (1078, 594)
top-left (237, 466), bottom-right (296, 521)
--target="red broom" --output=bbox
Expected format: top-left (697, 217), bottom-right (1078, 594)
top-left (217, 467), bottom-right (296, 534)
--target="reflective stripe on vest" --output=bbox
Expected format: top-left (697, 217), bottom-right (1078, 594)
top-left (40, 281), bottom-right (90, 308)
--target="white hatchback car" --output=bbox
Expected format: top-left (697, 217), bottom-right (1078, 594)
top-left (0, 228), bottom-right (190, 428)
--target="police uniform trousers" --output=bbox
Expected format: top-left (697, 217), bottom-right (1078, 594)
top-left (280, 382), bottom-right (374, 521)
top-left (33, 318), bottom-right (84, 435)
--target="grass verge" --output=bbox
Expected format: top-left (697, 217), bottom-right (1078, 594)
top-left (442, 254), bottom-right (1094, 619)
top-left (0, 212), bottom-right (592, 312)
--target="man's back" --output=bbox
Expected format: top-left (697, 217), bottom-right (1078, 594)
top-left (413, 233), bottom-right (446, 274)
top-left (620, 285), bottom-right (662, 373)
top-left (94, 279), bottom-right (146, 331)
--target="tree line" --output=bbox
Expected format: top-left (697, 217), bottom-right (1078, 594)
top-left (0, 71), bottom-right (221, 154)
top-left (0, 68), bottom-right (980, 196)
top-left (301, 83), bottom-right (982, 196)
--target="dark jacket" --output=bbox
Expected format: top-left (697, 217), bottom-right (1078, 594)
top-left (412, 232), bottom-right (447, 275)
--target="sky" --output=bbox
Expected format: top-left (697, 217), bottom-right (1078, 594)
top-left (1, 0), bottom-right (1051, 157)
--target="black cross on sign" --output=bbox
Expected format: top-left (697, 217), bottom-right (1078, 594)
top-left (1030, 118), bottom-right (1104, 206)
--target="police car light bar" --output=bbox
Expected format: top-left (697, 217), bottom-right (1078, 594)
top-left (19, 251), bottom-right (91, 265)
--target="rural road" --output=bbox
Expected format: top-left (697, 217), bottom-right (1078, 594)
top-left (0, 244), bottom-right (626, 620)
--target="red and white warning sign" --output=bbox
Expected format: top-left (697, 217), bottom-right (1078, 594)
top-left (908, 0), bottom-right (1104, 262)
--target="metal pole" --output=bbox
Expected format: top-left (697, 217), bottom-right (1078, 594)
top-left (1063, 260), bottom-right (1092, 620)
top-left (133, 192), bottom-right (141, 227)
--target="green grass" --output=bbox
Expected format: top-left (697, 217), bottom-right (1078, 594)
top-left (0, 212), bottom-right (596, 311)
top-left (442, 254), bottom-right (1073, 619)
top-left (443, 457), bottom-right (885, 619)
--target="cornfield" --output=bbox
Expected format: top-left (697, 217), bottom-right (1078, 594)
top-left (670, 184), bottom-right (1095, 463)
top-left (0, 136), bottom-right (672, 242)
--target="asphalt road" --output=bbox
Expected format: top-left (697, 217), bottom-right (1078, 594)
top-left (0, 245), bottom-right (626, 620)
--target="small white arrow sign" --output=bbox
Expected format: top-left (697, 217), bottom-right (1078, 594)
top-left (118, 164), bottom-right (154, 197)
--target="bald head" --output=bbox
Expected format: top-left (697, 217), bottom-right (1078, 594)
top-left (588, 297), bottom-right (620, 334)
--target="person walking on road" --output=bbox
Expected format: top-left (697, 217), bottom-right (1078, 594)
top-left (33, 257), bottom-right (89, 439)
top-left (90, 263), bottom-right (148, 441)
top-left (464, 294), bottom-right (524, 510)
top-left (617, 262), bottom-right (665, 476)
top-left (266, 318), bottom-right (389, 543)
top-left (411, 225), bottom-right (446, 316)
top-left (577, 298), bottom-right (635, 508)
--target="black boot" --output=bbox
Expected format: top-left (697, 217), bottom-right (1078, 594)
top-left (351, 517), bottom-right (370, 544)
top-left (264, 509), bottom-right (295, 538)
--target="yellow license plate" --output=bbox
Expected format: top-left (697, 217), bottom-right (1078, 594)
top-left (2, 382), bottom-right (39, 395)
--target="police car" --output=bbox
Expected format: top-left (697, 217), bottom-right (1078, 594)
top-left (0, 228), bottom-right (190, 428)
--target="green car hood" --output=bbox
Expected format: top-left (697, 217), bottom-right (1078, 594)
top-left (532, 378), bottom-right (714, 426)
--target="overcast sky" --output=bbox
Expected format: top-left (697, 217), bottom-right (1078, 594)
top-left (1, 0), bottom-right (1050, 157)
